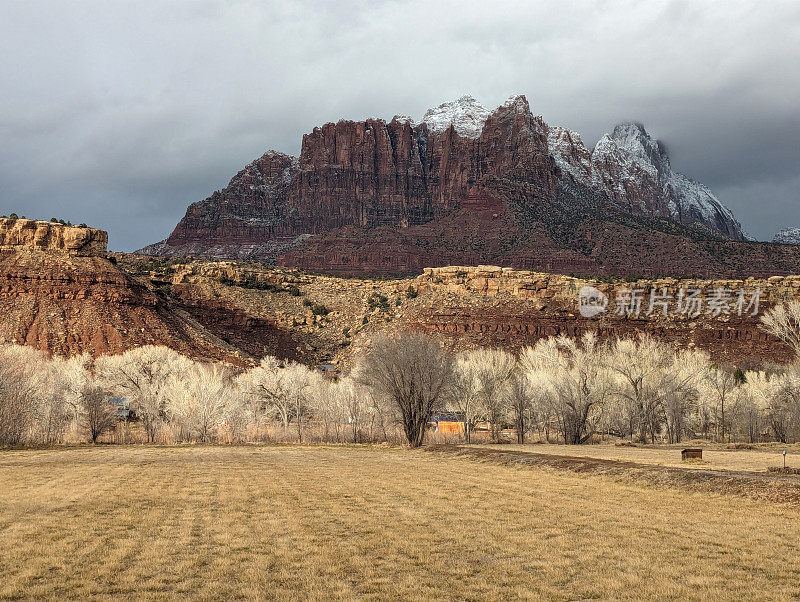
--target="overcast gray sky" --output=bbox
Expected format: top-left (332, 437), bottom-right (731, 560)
top-left (1, 0), bottom-right (798, 250)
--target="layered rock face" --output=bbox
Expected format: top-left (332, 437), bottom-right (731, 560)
top-left (150, 94), bottom-right (786, 276)
top-left (121, 258), bottom-right (799, 366)
top-left (401, 266), bottom-right (797, 366)
top-left (0, 222), bottom-right (258, 362)
top-left (0, 218), bottom-right (108, 256)
top-left (162, 95), bottom-right (557, 261)
top-left (7, 231), bottom-right (797, 366)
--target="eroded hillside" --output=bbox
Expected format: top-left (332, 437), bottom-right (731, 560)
top-left (0, 219), bottom-right (256, 363)
top-left (116, 254), bottom-right (799, 368)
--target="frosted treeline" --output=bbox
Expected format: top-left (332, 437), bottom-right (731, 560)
top-left (1, 302), bottom-right (799, 447)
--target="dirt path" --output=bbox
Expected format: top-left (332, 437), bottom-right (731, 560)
top-left (426, 444), bottom-right (800, 504)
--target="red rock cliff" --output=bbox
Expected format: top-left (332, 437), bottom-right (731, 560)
top-left (161, 95), bottom-right (559, 258)
top-left (151, 95), bottom-right (794, 278)
top-left (0, 220), bottom-right (252, 362)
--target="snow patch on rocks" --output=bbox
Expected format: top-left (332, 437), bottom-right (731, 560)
top-left (667, 172), bottom-right (738, 233)
top-left (501, 94), bottom-right (531, 114)
top-left (774, 227), bottom-right (800, 245)
top-left (547, 125), bottom-right (593, 187)
top-left (589, 122), bottom-right (743, 238)
top-left (421, 95), bottom-right (490, 139)
top-left (391, 115), bottom-right (417, 126)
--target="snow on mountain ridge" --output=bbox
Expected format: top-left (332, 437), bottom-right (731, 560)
top-left (546, 119), bottom-right (744, 239)
top-left (416, 96), bottom-right (744, 240)
top-left (547, 125), bottom-right (593, 186)
top-left (609, 124), bottom-right (741, 237)
top-left (421, 95), bottom-right (491, 138)
top-left (774, 228), bottom-right (800, 245)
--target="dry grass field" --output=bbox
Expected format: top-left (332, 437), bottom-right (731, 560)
top-left (2, 446), bottom-right (800, 600)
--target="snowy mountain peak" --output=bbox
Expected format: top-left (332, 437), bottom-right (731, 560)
top-left (547, 125), bottom-right (593, 186)
top-left (774, 228), bottom-right (800, 245)
top-left (501, 94), bottom-right (531, 114)
top-left (610, 122), bottom-right (671, 175)
top-left (586, 122), bottom-right (743, 239)
top-left (611, 121), bottom-right (648, 140)
top-left (421, 95), bottom-right (491, 139)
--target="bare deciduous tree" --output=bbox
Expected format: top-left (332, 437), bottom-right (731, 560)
top-left (284, 363), bottom-right (316, 443)
top-left (449, 353), bottom-right (482, 443)
top-left (731, 381), bottom-right (761, 443)
top-left (703, 367), bottom-right (739, 442)
top-left (337, 377), bottom-right (370, 444)
top-left (607, 336), bottom-right (706, 443)
top-left (357, 333), bottom-right (455, 448)
top-left (506, 374), bottom-right (533, 443)
top-left (237, 357), bottom-right (315, 440)
top-left (79, 385), bottom-right (118, 443)
top-left (761, 301), bottom-right (800, 360)
top-left (96, 346), bottom-right (192, 443)
top-left (519, 334), bottom-right (612, 445)
top-left (0, 345), bottom-right (46, 446)
top-left (51, 353), bottom-right (92, 424)
top-left (758, 369), bottom-right (800, 443)
top-left (166, 363), bottom-right (232, 442)
top-left (469, 348), bottom-right (516, 442)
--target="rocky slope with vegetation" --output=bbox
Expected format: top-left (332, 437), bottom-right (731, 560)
top-left (3, 216), bottom-right (796, 366)
top-left (116, 255), bottom-right (798, 367)
top-left (0, 218), bottom-right (260, 363)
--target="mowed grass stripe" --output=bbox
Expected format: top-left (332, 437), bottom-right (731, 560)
top-left (0, 446), bottom-right (799, 600)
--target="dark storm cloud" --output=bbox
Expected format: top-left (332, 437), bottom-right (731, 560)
top-left (1, 0), bottom-right (798, 250)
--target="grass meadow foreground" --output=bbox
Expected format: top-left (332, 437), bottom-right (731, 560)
top-left (2, 446), bottom-right (800, 600)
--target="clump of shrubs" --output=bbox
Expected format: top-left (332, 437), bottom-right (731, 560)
top-left (310, 303), bottom-right (329, 316)
top-left (48, 217), bottom-right (75, 226)
top-left (368, 292), bottom-right (390, 311)
top-left (218, 276), bottom-right (302, 296)
top-left (299, 297), bottom-right (329, 316)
